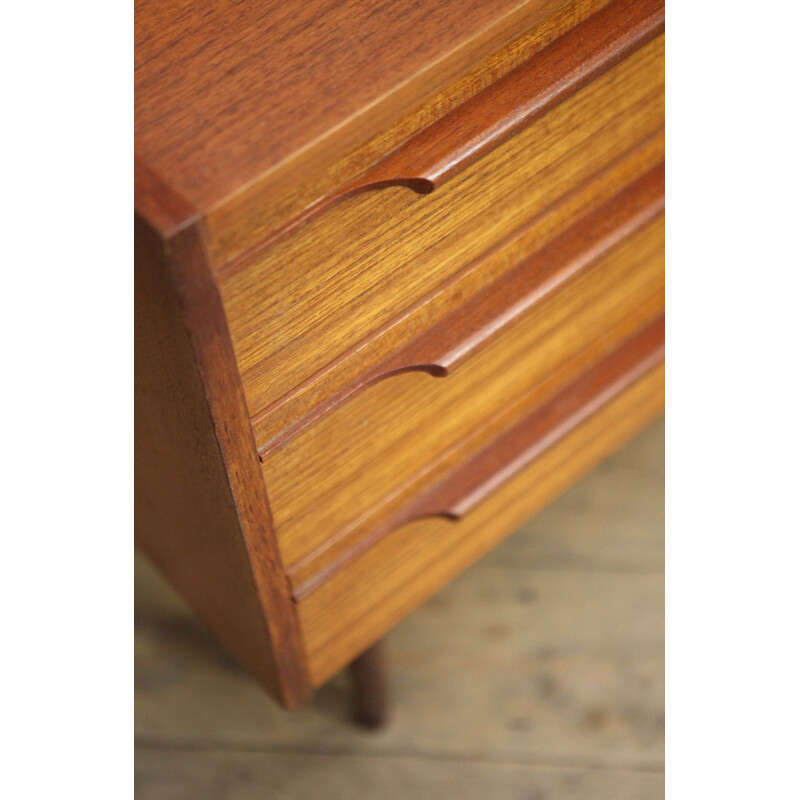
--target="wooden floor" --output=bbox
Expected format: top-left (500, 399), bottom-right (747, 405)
top-left (135, 418), bottom-right (664, 799)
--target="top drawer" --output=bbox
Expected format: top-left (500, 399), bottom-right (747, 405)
top-left (220, 19), bottom-right (664, 451)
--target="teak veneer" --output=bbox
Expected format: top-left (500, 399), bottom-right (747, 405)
top-left (268, 176), bottom-right (665, 578)
top-left (135, 0), bottom-right (665, 714)
top-left (222, 33), bottom-right (664, 450)
top-left (298, 326), bottom-right (664, 684)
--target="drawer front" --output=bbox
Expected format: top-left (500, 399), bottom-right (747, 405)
top-left (204, 0), bottom-right (617, 265)
top-left (296, 330), bottom-right (665, 685)
top-left (220, 35), bottom-right (664, 448)
top-left (264, 196), bottom-right (664, 575)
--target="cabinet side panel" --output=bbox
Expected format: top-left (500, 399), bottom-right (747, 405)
top-left (135, 217), bottom-right (309, 707)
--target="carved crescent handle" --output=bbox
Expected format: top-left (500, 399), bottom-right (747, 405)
top-left (358, 0), bottom-right (665, 194)
top-left (264, 0), bottom-right (665, 249)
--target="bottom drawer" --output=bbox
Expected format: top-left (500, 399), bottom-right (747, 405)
top-left (296, 322), bottom-right (665, 685)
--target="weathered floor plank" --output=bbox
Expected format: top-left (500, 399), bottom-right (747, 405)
top-left (136, 750), bottom-right (664, 800)
top-left (135, 418), bottom-right (664, 796)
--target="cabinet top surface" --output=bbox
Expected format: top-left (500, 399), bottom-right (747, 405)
top-left (135, 0), bottom-right (557, 231)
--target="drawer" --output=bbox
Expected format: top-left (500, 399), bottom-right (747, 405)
top-left (265, 180), bottom-right (664, 577)
top-left (220, 34), bottom-right (665, 448)
top-left (296, 322), bottom-right (665, 685)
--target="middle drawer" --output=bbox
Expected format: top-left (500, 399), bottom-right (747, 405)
top-left (264, 197), bottom-right (665, 576)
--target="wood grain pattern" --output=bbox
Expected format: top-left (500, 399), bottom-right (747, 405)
top-left (136, 0), bottom-right (667, 714)
top-left (136, 418), bottom-right (664, 778)
top-left (135, 0), bottom-right (568, 236)
top-left (298, 354), bottom-right (665, 685)
top-left (243, 0), bottom-right (664, 255)
top-left (250, 128), bottom-right (665, 452)
top-left (411, 318), bottom-right (664, 520)
top-left (260, 163), bottom-right (664, 455)
top-left (221, 37), bottom-right (665, 446)
top-left (295, 317), bottom-right (664, 600)
top-left (135, 218), bottom-right (311, 709)
top-left (136, 751), bottom-right (664, 799)
top-left (204, 0), bottom-right (613, 265)
top-left (134, 157), bottom-right (198, 238)
top-left (266, 211), bottom-right (664, 576)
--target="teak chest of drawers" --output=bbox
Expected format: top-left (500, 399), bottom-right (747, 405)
top-left (135, 0), bottom-right (665, 711)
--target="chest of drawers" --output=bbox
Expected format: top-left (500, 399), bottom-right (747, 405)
top-left (135, 0), bottom-right (665, 711)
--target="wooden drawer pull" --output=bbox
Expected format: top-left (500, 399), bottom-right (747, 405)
top-left (258, 0), bottom-right (664, 251)
top-left (422, 319), bottom-right (665, 523)
top-left (259, 163), bottom-right (664, 457)
top-left (360, 0), bottom-right (664, 193)
top-left (293, 315), bottom-right (665, 600)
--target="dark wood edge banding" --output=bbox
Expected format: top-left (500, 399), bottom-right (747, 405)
top-left (141, 218), bottom-right (313, 709)
top-left (135, 157), bottom-right (201, 238)
top-left (292, 315), bottom-right (665, 601)
top-left (219, 0), bottom-right (665, 276)
top-left (258, 162), bottom-right (665, 458)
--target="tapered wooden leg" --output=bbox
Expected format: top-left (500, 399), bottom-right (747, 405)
top-left (349, 640), bottom-right (389, 728)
